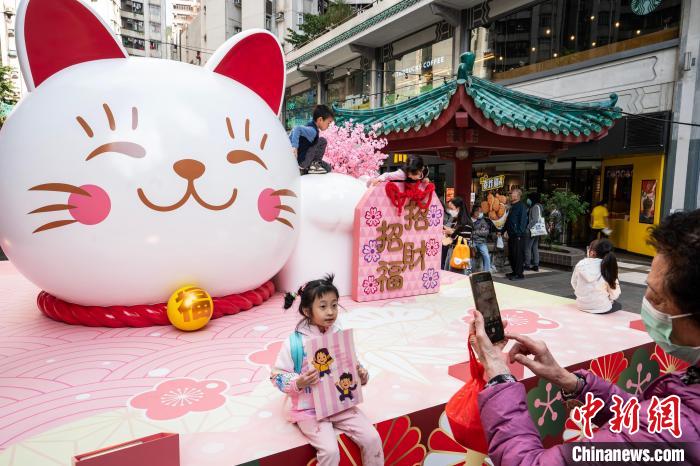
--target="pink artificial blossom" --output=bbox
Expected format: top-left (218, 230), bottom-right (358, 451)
top-left (321, 121), bottom-right (389, 178)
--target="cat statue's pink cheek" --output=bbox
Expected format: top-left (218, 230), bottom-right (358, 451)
top-left (68, 184), bottom-right (111, 225)
top-left (257, 188), bottom-right (281, 222)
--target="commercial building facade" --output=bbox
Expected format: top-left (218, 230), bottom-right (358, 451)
top-left (282, 0), bottom-right (700, 255)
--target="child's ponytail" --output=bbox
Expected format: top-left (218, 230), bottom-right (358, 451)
top-left (593, 239), bottom-right (618, 289)
top-left (283, 285), bottom-right (304, 310)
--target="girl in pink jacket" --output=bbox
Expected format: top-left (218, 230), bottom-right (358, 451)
top-left (270, 274), bottom-right (383, 466)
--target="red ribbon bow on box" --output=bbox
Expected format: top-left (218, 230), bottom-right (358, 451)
top-left (385, 181), bottom-right (435, 215)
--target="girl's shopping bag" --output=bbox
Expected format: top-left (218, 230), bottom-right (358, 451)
top-left (445, 342), bottom-right (488, 454)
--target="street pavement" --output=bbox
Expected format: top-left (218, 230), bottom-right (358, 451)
top-left (491, 251), bottom-right (650, 315)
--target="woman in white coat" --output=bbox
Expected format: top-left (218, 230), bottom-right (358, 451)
top-left (571, 239), bottom-right (621, 313)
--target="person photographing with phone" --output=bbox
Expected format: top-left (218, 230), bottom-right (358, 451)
top-left (468, 209), bottom-right (700, 465)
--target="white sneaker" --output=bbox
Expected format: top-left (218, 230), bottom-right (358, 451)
top-left (307, 162), bottom-right (328, 174)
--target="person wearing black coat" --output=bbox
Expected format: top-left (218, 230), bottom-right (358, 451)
top-left (504, 188), bottom-right (528, 280)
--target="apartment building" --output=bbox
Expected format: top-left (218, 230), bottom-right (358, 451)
top-left (120, 0), bottom-right (167, 57)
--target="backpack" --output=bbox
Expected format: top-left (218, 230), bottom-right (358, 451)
top-left (290, 331), bottom-right (305, 374)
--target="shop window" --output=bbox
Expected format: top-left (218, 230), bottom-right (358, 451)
top-left (603, 165), bottom-right (633, 221)
top-left (382, 36), bottom-right (453, 106)
top-left (326, 58), bottom-right (371, 110)
top-left (487, 0), bottom-right (681, 78)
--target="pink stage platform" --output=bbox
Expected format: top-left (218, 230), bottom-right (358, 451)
top-left (0, 261), bottom-right (658, 466)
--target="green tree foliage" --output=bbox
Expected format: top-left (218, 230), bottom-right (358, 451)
top-left (0, 66), bottom-right (18, 127)
top-left (286, 1), bottom-right (354, 47)
top-left (0, 66), bottom-right (18, 105)
top-left (542, 190), bottom-right (590, 245)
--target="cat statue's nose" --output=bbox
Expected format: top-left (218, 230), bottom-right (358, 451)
top-left (173, 159), bottom-right (206, 180)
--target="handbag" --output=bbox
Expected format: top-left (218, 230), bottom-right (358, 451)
top-left (449, 237), bottom-right (471, 270)
top-left (445, 342), bottom-right (488, 453)
top-left (496, 235), bottom-right (504, 249)
top-left (530, 205), bottom-right (547, 237)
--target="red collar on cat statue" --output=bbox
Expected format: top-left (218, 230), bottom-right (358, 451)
top-left (36, 281), bottom-right (275, 327)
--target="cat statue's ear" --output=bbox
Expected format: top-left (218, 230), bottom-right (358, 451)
top-left (206, 29), bottom-right (286, 116)
top-left (16, 0), bottom-right (128, 91)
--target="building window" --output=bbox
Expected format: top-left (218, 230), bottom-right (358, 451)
top-left (285, 87), bottom-right (317, 130)
top-left (234, 26), bottom-right (242, 33)
top-left (382, 25), bottom-right (454, 106)
top-left (122, 17), bottom-right (145, 32)
top-left (150, 21), bottom-right (161, 33)
top-left (265, 15), bottom-right (272, 30)
top-left (149, 4), bottom-right (160, 17)
top-left (122, 35), bottom-right (145, 50)
top-left (150, 40), bottom-right (159, 50)
top-left (297, 13), bottom-right (304, 25)
top-left (487, 0), bottom-right (681, 79)
top-left (326, 57), bottom-right (371, 110)
top-left (121, 0), bottom-right (143, 15)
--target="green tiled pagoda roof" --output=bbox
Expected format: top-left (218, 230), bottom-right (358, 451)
top-left (334, 53), bottom-right (622, 138)
top-left (334, 82), bottom-right (458, 135)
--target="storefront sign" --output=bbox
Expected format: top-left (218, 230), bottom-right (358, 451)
top-left (393, 153), bottom-right (408, 164)
top-left (479, 175), bottom-right (505, 191)
top-left (606, 167), bottom-right (633, 178)
top-left (352, 186), bottom-right (443, 302)
top-left (393, 56), bottom-right (446, 78)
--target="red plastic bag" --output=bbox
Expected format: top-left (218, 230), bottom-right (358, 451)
top-left (445, 342), bottom-right (488, 454)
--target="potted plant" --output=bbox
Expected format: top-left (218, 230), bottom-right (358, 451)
top-left (541, 190), bottom-right (589, 246)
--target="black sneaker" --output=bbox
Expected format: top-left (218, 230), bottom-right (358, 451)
top-left (505, 273), bottom-right (515, 279)
top-left (532, 266), bottom-right (539, 272)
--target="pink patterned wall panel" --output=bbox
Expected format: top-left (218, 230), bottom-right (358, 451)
top-left (351, 185), bottom-right (443, 302)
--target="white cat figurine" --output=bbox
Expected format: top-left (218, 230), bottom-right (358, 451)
top-left (0, 0), bottom-right (299, 309)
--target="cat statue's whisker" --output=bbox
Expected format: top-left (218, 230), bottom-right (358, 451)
top-left (29, 183), bottom-right (91, 196)
top-left (28, 204), bottom-right (76, 214)
top-left (33, 219), bottom-right (78, 234)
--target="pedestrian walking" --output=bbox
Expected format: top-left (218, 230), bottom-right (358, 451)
top-left (504, 188), bottom-right (528, 280)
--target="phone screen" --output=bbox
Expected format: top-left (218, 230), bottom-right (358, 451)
top-left (470, 272), bottom-right (505, 343)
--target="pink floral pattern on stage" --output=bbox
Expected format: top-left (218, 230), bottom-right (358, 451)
top-left (130, 378), bottom-right (228, 420)
top-left (248, 340), bottom-right (284, 368)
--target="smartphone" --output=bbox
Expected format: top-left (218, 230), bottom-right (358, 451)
top-left (469, 272), bottom-right (505, 343)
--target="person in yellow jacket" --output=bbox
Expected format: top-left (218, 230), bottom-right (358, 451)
top-left (590, 200), bottom-right (610, 241)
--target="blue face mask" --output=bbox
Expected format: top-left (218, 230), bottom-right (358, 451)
top-left (640, 297), bottom-right (700, 365)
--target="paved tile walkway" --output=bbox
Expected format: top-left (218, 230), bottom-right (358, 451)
top-left (488, 250), bottom-right (651, 315)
